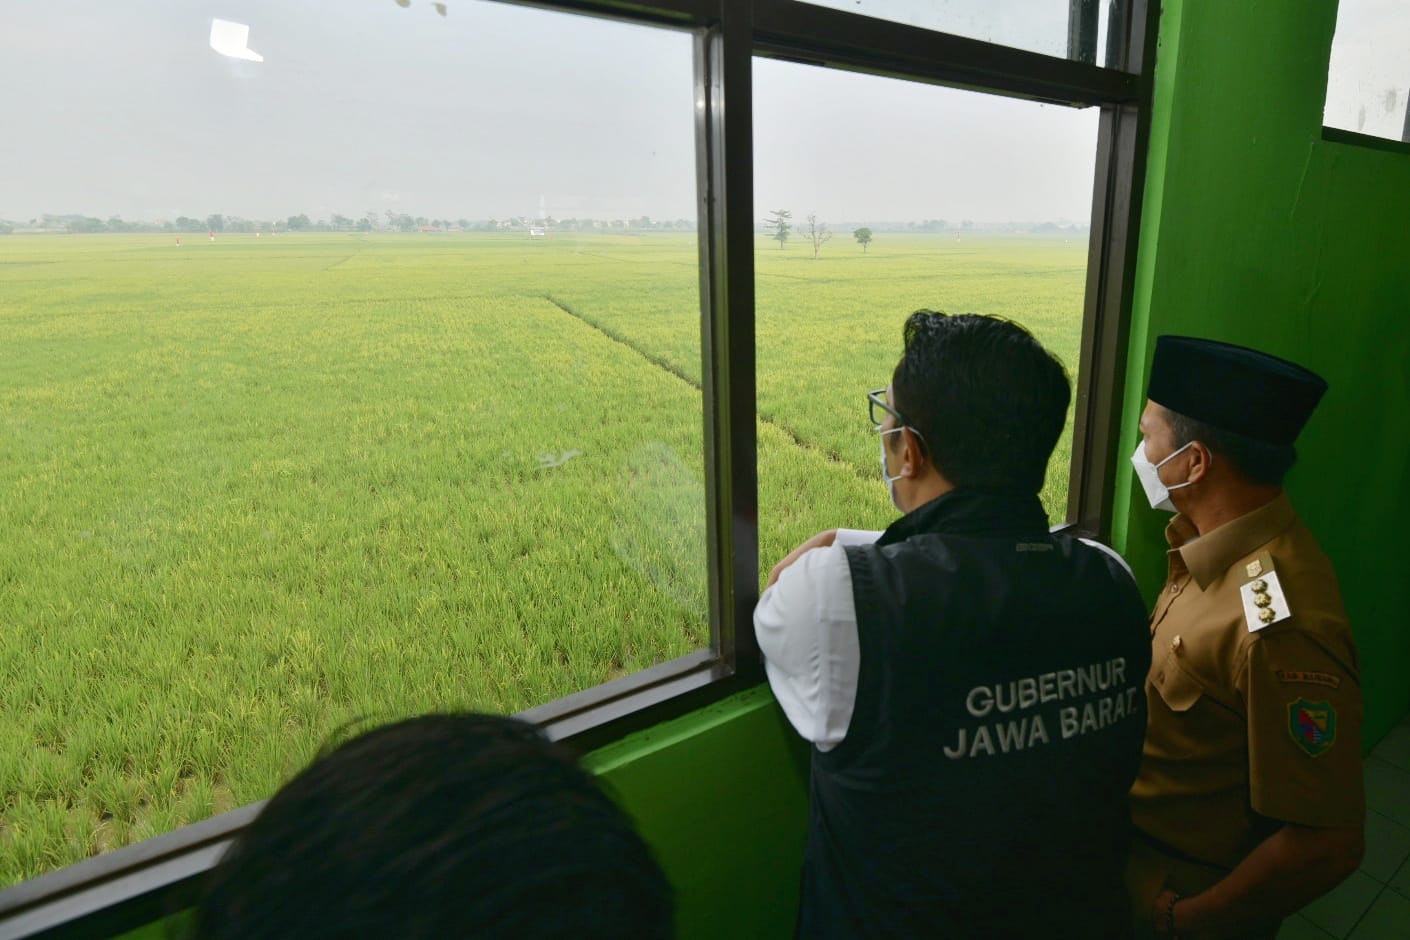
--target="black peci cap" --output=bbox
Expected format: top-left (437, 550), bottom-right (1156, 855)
top-left (1148, 336), bottom-right (1328, 445)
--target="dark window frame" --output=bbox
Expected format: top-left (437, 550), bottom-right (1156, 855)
top-left (1321, 125), bottom-right (1410, 155)
top-left (0, 1), bottom-right (1157, 936)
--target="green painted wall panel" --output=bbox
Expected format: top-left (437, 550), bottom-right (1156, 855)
top-left (585, 686), bottom-right (810, 939)
top-left (1115, 0), bottom-right (1410, 748)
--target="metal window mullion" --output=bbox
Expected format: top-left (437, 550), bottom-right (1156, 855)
top-left (1067, 0), bottom-right (1099, 65)
top-left (499, 0), bottom-right (714, 27)
top-left (751, 0), bottom-right (1138, 106)
top-left (695, 3), bottom-right (759, 671)
top-left (1068, 0), bottom-right (1156, 539)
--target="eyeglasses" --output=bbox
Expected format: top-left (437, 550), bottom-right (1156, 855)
top-left (867, 388), bottom-right (902, 429)
top-left (867, 388), bottom-right (928, 454)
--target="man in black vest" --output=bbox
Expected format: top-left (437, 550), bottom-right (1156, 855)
top-left (756, 311), bottom-right (1151, 938)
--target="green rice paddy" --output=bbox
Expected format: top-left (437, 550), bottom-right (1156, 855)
top-left (0, 231), bottom-right (1086, 883)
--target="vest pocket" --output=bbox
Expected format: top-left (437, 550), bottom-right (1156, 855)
top-left (1153, 649), bottom-right (1204, 713)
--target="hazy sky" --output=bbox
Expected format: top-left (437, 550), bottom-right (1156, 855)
top-left (2, 0), bottom-right (1109, 224)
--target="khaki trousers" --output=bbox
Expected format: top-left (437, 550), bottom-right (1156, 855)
top-left (1125, 837), bottom-right (1279, 940)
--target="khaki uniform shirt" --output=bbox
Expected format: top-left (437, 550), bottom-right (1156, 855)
top-left (1130, 492), bottom-right (1363, 873)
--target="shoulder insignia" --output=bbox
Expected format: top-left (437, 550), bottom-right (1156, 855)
top-left (1242, 550), bottom-right (1275, 582)
top-left (1288, 699), bottom-right (1337, 756)
top-left (1277, 670), bottom-right (1341, 689)
top-left (1241, 569), bottom-right (1291, 632)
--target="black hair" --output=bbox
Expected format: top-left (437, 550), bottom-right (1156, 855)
top-left (891, 310), bottom-right (1070, 494)
top-left (1164, 408), bottom-right (1297, 486)
top-left (192, 713), bottom-right (673, 940)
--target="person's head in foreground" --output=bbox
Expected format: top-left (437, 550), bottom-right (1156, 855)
top-left (873, 310), bottom-right (1070, 511)
top-left (194, 713), bottom-right (673, 940)
top-left (1132, 335), bottom-right (1327, 519)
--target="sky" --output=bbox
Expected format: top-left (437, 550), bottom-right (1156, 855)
top-left (1, 0), bottom-right (1121, 225)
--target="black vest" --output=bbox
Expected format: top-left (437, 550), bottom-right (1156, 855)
top-left (799, 489), bottom-right (1150, 939)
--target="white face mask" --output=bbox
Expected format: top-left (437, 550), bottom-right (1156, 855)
top-left (1130, 439), bottom-right (1195, 512)
top-left (878, 427), bottom-right (905, 511)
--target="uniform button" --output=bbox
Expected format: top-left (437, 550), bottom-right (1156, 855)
top-left (1171, 635), bottom-right (1183, 653)
top-left (1156, 671), bottom-right (1166, 684)
top-left (1169, 583), bottom-right (1182, 595)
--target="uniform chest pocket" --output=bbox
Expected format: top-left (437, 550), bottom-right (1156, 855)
top-left (1152, 650), bottom-right (1205, 713)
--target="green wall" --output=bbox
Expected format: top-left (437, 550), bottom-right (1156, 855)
top-left (1111, 0), bottom-right (1410, 748)
top-left (585, 687), bottom-right (810, 939)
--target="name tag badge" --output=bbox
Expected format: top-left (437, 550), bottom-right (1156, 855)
top-left (1241, 571), bottom-right (1291, 632)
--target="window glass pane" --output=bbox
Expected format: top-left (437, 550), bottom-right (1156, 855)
top-left (753, 59), bottom-right (1098, 570)
top-left (1324, 0), bottom-right (1410, 142)
top-left (0, 1), bottom-right (702, 884)
top-left (791, 0), bottom-right (1122, 68)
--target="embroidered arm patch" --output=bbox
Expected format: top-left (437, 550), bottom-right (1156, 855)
top-left (1276, 670), bottom-right (1341, 689)
top-left (1288, 699), bottom-right (1337, 756)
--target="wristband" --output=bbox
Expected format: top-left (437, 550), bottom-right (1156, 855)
top-left (1164, 892), bottom-right (1182, 938)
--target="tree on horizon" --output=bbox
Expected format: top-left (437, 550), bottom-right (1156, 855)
top-left (764, 208), bottom-right (791, 249)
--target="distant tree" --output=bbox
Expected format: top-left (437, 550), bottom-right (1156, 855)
top-left (356, 217), bottom-right (373, 232)
top-left (206, 213), bottom-right (225, 233)
top-left (287, 214), bottom-right (311, 231)
top-left (331, 213), bottom-right (353, 231)
top-left (802, 212), bottom-right (833, 260)
top-left (764, 208), bottom-right (791, 249)
top-left (853, 226), bottom-right (873, 253)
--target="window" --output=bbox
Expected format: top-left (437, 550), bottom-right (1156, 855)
top-left (789, 0), bottom-right (1130, 68)
top-left (1324, 0), bottom-right (1410, 144)
top-left (0, 0), bottom-right (1153, 933)
top-left (1, 0), bottom-right (703, 886)
top-left (752, 60), bottom-right (1100, 564)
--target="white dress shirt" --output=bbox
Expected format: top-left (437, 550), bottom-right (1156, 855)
top-left (754, 529), bottom-right (1135, 752)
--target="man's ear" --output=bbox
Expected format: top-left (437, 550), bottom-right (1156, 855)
top-left (1188, 440), bottom-right (1213, 484)
top-left (900, 427), bottom-right (926, 477)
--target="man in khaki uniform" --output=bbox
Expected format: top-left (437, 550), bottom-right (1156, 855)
top-left (1125, 336), bottom-right (1364, 938)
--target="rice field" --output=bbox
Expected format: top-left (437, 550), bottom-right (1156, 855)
top-left (0, 230), bottom-right (1087, 884)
